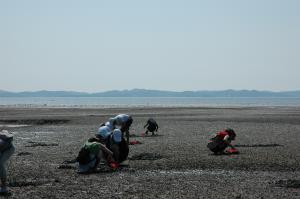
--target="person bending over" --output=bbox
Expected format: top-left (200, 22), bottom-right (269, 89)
top-left (113, 114), bottom-right (133, 145)
top-left (207, 128), bottom-right (236, 155)
top-left (106, 129), bottom-right (129, 164)
top-left (76, 137), bottom-right (114, 174)
top-left (144, 118), bottom-right (158, 136)
top-left (96, 127), bottom-right (129, 164)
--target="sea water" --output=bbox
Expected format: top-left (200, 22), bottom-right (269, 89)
top-left (1, 97), bottom-right (300, 108)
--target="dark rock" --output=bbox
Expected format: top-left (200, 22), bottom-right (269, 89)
top-left (25, 141), bottom-right (59, 147)
top-left (62, 159), bottom-right (77, 164)
top-left (275, 179), bottom-right (300, 188)
top-left (57, 165), bottom-right (76, 170)
top-left (17, 152), bottom-right (32, 156)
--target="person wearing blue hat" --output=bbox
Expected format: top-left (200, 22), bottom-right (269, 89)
top-left (96, 126), bottom-right (111, 142)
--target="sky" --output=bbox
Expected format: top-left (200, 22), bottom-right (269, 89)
top-left (0, 0), bottom-right (299, 92)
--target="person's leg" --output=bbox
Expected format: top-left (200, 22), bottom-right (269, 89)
top-left (121, 125), bottom-right (130, 145)
top-left (110, 144), bottom-right (120, 163)
top-left (145, 130), bottom-right (149, 135)
top-left (92, 152), bottom-right (103, 172)
top-left (148, 126), bottom-right (155, 136)
top-left (213, 142), bottom-right (228, 155)
top-left (0, 163), bottom-right (6, 192)
top-left (0, 145), bottom-right (15, 193)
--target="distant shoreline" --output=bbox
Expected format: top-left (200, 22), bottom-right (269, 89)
top-left (1, 89), bottom-right (300, 97)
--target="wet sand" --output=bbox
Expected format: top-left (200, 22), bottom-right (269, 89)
top-left (0, 107), bottom-right (300, 198)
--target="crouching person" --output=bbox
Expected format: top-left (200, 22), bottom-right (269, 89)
top-left (76, 137), bottom-right (114, 174)
top-left (0, 130), bottom-right (15, 194)
top-left (107, 129), bottom-right (129, 164)
top-left (96, 126), bottom-right (129, 165)
top-left (144, 118), bottom-right (158, 136)
top-left (207, 128), bottom-right (237, 155)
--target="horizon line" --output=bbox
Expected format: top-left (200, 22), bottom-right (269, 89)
top-left (1, 88), bottom-right (300, 93)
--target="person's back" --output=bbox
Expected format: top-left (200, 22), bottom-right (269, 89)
top-left (114, 114), bottom-right (130, 126)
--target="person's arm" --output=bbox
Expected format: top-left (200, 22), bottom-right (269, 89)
top-left (210, 134), bottom-right (217, 141)
top-left (98, 143), bottom-right (116, 163)
top-left (98, 143), bottom-right (113, 157)
top-left (224, 135), bottom-right (235, 149)
top-left (144, 123), bottom-right (148, 128)
top-left (155, 124), bottom-right (159, 132)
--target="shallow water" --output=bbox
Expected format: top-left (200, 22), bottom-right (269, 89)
top-left (1, 97), bottom-right (300, 107)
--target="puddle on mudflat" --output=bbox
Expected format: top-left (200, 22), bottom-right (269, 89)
top-left (33, 131), bottom-right (55, 134)
top-left (235, 144), bottom-right (283, 148)
top-left (8, 178), bottom-right (56, 187)
top-left (0, 124), bottom-right (30, 128)
top-left (275, 179), bottom-right (300, 188)
top-left (144, 169), bottom-right (236, 176)
top-left (0, 119), bottom-right (69, 125)
top-left (25, 141), bottom-right (59, 147)
top-left (129, 153), bottom-right (164, 160)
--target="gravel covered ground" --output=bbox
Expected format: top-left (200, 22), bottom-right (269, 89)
top-left (0, 107), bottom-right (300, 198)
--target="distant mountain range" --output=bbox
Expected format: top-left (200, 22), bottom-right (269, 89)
top-left (1, 89), bottom-right (300, 97)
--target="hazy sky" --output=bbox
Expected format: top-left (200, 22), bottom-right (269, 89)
top-left (1, 0), bottom-right (299, 92)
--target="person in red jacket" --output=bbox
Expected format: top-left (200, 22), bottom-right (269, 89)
top-left (207, 128), bottom-right (237, 155)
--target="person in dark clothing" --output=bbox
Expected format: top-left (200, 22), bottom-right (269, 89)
top-left (207, 128), bottom-right (237, 155)
top-left (144, 118), bottom-right (159, 136)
